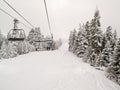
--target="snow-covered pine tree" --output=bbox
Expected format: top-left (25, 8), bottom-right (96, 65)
top-left (75, 25), bottom-right (83, 56)
top-left (82, 21), bottom-right (91, 62)
top-left (84, 21), bottom-right (90, 45)
top-left (17, 41), bottom-right (35, 55)
top-left (83, 9), bottom-right (103, 65)
top-left (105, 26), bottom-right (113, 42)
top-left (84, 9), bottom-right (103, 66)
top-left (106, 38), bottom-right (120, 85)
top-left (27, 27), bottom-right (44, 51)
top-left (0, 41), bottom-right (18, 59)
top-left (0, 50), bottom-right (2, 59)
top-left (101, 34), bottom-right (107, 51)
top-left (105, 26), bottom-right (115, 54)
top-left (89, 50), bottom-right (97, 66)
top-left (68, 31), bottom-right (73, 52)
top-left (112, 30), bottom-right (117, 51)
top-left (0, 30), bottom-right (4, 49)
top-left (96, 41), bottom-right (112, 67)
top-left (72, 29), bottom-right (78, 53)
top-left (113, 30), bottom-right (117, 42)
top-left (95, 53), bottom-right (104, 68)
top-left (68, 29), bottom-right (77, 53)
top-left (27, 28), bottom-right (34, 43)
top-left (89, 9), bottom-right (103, 55)
top-left (27, 42), bottom-right (36, 52)
top-left (75, 24), bottom-right (88, 57)
top-left (83, 46), bottom-right (93, 63)
top-left (96, 26), bottom-right (115, 67)
top-left (0, 41), bottom-right (8, 59)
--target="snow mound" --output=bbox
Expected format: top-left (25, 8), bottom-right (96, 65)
top-left (0, 42), bottom-right (120, 90)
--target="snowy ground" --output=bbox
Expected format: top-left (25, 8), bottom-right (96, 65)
top-left (0, 42), bottom-right (120, 90)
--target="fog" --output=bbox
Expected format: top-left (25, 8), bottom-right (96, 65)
top-left (0, 0), bottom-right (120, 39)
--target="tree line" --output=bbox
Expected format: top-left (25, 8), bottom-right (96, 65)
top-left (0, 27), bottom-right (62, 59)
top-left (68, 9), bottom-right (120, 85)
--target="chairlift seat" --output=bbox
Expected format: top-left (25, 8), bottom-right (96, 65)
top-left (35, 40), bottom-right (53, 43)
top-left (7, 29), bottom-right (26, 41)
top-left (8, 38), bottom-right (25, 41)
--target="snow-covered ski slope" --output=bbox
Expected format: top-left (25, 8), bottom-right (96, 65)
top-left (0, 42), bottom-right (120, 90)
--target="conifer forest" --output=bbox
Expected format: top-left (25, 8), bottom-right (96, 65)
top-left (0, 0), bottom-right (120, 90)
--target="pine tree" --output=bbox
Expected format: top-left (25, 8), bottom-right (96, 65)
top-left (82, 21), bottom-right (91, 62)
top-left (0, 30), bottom-right (4, 49)
top-left (105, 26), bottom-right (113, 42)
top-left (96, 41), bottom-right (112, 67)
top-left (27, 27), bottom-right (44, 51)
top-left (95, 53), bottom-right (104, 68)
top-left (89, 51), bottom-right (97, 66)
top-left (83, 46), bottom-right (93, 63)
top-left (106, 38), bottom-right (120, 85)
top-left (72, 29), bottom-right (77, 53)
top-left (105, 26), bottom-right (115, 55)
top-left (113, 30), bottom-right (117, 42)
top-left (101, 34), bottom-right (107, 51)
top-left (75, 24), bottom-right (88, 57)
top-left (27, 28), bottom-right (35, 44)
top-left (68, 29), bottom-right (77, 52)
top-left (0, 41), bottom-right (18, 59)
top-left (84, 21), bottom-right (90, 46)
top-left (68, 31), bottom-right (72, 51)
top-left (89, 9), bottom-right (103, 55)
top-left (17, 41), bottom-right (35, 55)
top-left (112, 30), bottom-right (117, 51)
top-left (85, 9), bottom-right (103, 66)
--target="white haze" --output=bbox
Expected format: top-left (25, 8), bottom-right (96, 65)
top-left (0, 0), bottom-right (120, 39)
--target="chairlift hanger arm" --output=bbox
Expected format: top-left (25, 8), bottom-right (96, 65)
top-left (0, 7), bottom-right (15, 19)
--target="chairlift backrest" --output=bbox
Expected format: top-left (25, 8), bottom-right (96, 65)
top-left (7, 19), bottom-right (26, 41)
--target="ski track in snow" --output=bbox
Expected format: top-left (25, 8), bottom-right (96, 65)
top-left (0, 42), bottom-right (120, 90)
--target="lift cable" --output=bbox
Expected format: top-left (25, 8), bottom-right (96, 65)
top-left (0, 7), bottom-right (31, 29)
top-left (0, 7), bottom-right (15, 19)
top-left (44, 0), bottom-right (53, 39)
top-left (2, 0), bottom-right (53, 38)
top-left (3, 0), bottom-right (35, 28)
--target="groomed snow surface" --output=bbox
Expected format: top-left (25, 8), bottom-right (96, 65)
top-left (0, 42), bottom-right (120, 90)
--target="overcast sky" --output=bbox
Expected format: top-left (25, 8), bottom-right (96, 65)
top-left (0, 0), bottom-right (120, 39)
